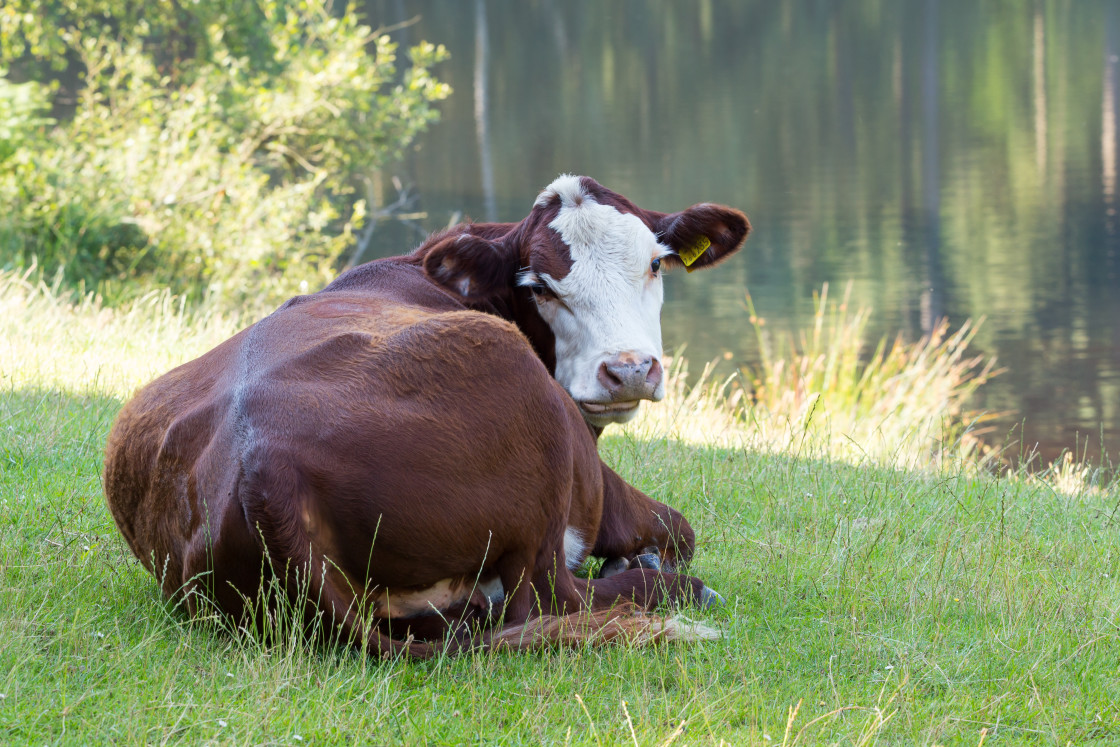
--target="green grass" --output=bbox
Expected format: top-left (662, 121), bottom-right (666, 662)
top-left (3, 272), bottom-right (1119, 744)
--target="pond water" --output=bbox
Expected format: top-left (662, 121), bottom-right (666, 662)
top-left (361, 0), bottom-right (1120, 469)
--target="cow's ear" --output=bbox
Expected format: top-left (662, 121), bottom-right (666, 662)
top-left (421, 230), bottom-right (519, 300)
top-left (656, 204), bottom-right (750, 272)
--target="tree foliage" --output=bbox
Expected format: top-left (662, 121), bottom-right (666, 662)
top-left (0, 1), bottom-right (450, 302)
top-left (0, 71), bottom-right (52, 163)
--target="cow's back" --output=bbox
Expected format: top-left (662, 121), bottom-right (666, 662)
top-left (103, 260), bottom-right (601, 615)
top-left (228, 288), bottom-right (592, 590)
top-left (102, 259), bottom-right (458, 566)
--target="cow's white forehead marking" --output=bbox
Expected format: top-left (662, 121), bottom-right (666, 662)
top-left (534, 173), bottom-right (586, 209)
top-left (548, 195), bottom-right (660, 273)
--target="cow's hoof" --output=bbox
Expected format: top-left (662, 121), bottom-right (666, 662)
top-left (598, 556), bottom-right (630, 579)
top-left (699, 586), bottom-right (726, 609)
top-left (630, 553), bottom-right (662, 572)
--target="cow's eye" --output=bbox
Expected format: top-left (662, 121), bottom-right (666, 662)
top-left (528, 281), bottom-right (551, 297)
top-left (650, 258), bottom-right (661, 274)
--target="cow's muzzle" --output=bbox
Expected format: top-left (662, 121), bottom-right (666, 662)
top-left (596, 354), bottom-right (663, 400)
top-left (575, 353), bottom-right (663, 426)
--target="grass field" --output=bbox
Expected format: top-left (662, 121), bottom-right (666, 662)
top-left (3, 272), bottom-right (1119, 744)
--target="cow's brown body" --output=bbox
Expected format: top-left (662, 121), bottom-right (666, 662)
top-left (104, 176), bottom-right (748, 656)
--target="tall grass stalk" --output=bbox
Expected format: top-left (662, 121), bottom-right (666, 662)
top-left (628, 282), bottom-right (1004, 474)
top-left (746, 282), bottom-right (1002, 469)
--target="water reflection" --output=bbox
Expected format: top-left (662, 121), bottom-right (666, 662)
top-left (472, 0), bottom-right (497, 222)
top-left (362, 0), bottom-right (1120, 468)
top-left (1104, 3), bottom-right (1118, 235)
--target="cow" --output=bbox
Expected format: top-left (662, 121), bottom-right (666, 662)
top-left (103, 175), bottom-right (750, 657)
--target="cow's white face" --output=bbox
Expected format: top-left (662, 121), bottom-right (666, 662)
top-left (418, 173), bottom-right (749, 430)
top-left (519, 176), bottom-right (670, 427)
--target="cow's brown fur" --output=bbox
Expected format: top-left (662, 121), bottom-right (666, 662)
top-left (104, 178), bottom-right (748, 657)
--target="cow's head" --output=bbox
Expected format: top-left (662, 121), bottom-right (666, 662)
top-left (420, 175), bottom-right (750, 428)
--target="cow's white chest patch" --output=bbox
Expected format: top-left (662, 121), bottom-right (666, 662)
top-left (563, 526), bottom-right (586, 570)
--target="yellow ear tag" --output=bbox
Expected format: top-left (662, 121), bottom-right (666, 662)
top-left (678, 235), bottom-right (711, 272)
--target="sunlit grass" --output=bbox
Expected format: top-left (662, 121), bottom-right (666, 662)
top-left (3, 268), bottom-right (1119, 743)
top-left (627, 282), bottom-right (1004, 474)
top-left (0, 264), bottom-right (249, 397)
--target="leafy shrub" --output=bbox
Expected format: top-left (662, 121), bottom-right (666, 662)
top-left (0, 72), bottom-right (52, 164)
top-left (0, 1), bottom-right (449, 303)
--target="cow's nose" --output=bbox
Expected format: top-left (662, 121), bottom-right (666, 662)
top-left (597, 354), bottom-right (662, 399)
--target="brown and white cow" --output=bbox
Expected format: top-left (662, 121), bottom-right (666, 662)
top-left (103, 175), bottom-right (749, 657)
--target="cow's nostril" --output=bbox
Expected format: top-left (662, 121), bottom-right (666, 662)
top-left (646, 358), bottom-right (663, 389)
top-left (598, 361), bottom-right (624, 392)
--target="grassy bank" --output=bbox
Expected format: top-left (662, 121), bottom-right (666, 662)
top-left (2, 273), bottom-right (1119, 744)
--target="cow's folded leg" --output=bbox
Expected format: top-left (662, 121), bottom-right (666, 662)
top-left (586, 568), bottom-right (708, 611)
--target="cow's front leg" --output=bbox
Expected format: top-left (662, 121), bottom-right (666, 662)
top-left (593, 460), bottom-right (696, 577)
top-left (585, 569), bottom-right (724, 610)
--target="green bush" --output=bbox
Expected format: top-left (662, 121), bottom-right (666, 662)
top-left (0, 1), bottom-right (449, 303)
top-left (0, 72), bottom-right (52, 164)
